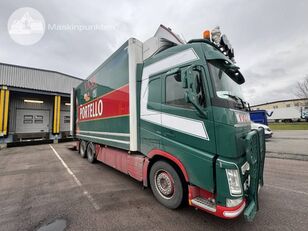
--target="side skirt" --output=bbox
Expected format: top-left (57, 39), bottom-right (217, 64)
top-left (95, 144), bottom-right (145, 182)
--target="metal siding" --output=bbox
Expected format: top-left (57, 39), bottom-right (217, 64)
top-left (0, 63), bottom-right (82, 94)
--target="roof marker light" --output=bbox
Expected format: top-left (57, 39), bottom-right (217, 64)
top-left (203, 30), bottom-right (211, 40)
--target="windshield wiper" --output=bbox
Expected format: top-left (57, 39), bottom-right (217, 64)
top-left (223, 93), bottom-right (248, 110)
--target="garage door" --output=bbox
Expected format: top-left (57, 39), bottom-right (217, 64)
top-left (60, 111), bottom-right (70, 132)
top-left (16, 109), bottom-right (50, 133)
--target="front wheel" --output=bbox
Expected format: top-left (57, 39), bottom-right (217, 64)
top-left (149, 160), bottom-right (185, 209)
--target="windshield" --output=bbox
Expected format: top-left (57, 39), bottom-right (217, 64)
top-left (208, 61), bottom-right (246, 105)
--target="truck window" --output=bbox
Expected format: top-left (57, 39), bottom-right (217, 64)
top-left (148, 77), bottom-right (161, 103)
top-left (208, 62), bottom-right (244, 102)
top-left (165, 73), bottom-right (193, 109)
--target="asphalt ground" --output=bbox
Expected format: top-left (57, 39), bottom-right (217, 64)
top-left (1, 143), bottom-right (308, 231)
top-left (266, 130), bottom-right (308, 160)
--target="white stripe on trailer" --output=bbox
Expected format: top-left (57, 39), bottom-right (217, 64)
top-left (78, 130), bottom-right (130, 137)
top-left (140, 48), bottom-right (209, 140)
top-left (70, 88), bottom-right (74, 136)
top-left (128, 38), bottom-right (143, 152)
top-left (77, 134), bottom-right (130, 145)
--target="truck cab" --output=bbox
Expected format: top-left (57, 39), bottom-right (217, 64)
top-left (139, 29), bottom-right (265, 220)
top-left (73, 25), bottom-right (265, 221)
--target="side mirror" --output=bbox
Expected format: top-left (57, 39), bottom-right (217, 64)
top-left (192, 71), bottom-right (201, 95)
top-left (183, 67), bottom-right (207, 117)
top-left (181, 67), bottom-right (192, 89)
top-left (182, 66), bottom-right (203, 96)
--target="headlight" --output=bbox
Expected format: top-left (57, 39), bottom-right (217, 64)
top-left (226, 198), bottom-right (243, 207)
top-left (225, 169), bottom-right (242, 195)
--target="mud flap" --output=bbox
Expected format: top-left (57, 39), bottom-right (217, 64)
top-left (244, 200), bottom-right (257, 222)
top-left (244, 128), bottom-right (265, 222)
top-left (257, 128), bottom-right (266, 186)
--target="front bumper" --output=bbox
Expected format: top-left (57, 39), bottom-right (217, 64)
top-left (189, 196), bottom-right (246, 219)
top-left (188, 128), bottom-right (265, 221)
top-left (188, 185), bottom-right (246, 219)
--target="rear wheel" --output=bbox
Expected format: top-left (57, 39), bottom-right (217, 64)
top-left (149, 160), bottom-right (185, 209)
top-left (86, 142), bottom-right (96, 163)
top-left (79, 140), bottom-right (87, 158)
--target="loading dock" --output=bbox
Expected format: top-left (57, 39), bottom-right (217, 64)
top-left (0, 62), bottom-right (82, 144)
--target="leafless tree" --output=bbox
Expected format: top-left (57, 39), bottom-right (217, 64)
top-left (295, 75), bottom-right (308, 99)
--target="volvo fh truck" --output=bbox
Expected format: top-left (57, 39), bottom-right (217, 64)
top-left (71, 25), bottom-right (265, 221)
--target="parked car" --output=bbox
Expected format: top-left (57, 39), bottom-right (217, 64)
top-left (251, 122), bottom-right (273, 138)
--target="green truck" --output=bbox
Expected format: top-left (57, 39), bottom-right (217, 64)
top-left (71, 25), bottom-right (265, 221)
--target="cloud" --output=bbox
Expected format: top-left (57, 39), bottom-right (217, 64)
top-left (0, 0), bottom-right (307, 105)
top-left (242, 38), bottom-right (308, 104)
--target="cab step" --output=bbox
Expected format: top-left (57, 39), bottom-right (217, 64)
top-left (191, 197), bottom-right (216, 212)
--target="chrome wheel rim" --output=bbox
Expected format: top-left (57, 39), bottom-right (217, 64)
top-left (154, 170), bottom-right (175, 199)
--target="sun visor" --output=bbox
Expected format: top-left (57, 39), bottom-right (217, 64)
top-left (209, 59), bottom-right (245, 84)
top-left (154, 24), bottom-right (185, 45)
top-left (143, 25), bottom-right (185, 60)
top-left (203, 43), bottom-right (233, 62)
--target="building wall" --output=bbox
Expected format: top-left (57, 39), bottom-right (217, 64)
top-left (252, 99), bottom-right (308, 110)
top-left (0, 63), bottom-right (82, 143)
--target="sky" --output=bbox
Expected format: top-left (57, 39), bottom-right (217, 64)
top-left (0, 0), bottom-right (307, 105)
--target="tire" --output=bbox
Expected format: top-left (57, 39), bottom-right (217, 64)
top-left (149, 160), bottom-right (185, 209)
top-left (79, 140), bottom-right (87, 158)
top-left (86, 142), bottom-right (96, 163)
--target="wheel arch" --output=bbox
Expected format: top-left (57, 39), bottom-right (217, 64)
top-left (143, 149), bottom-right (189, 187)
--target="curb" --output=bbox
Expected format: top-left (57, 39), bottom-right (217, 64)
top-left (270, 137), bottom-right (308, 140)
top-left (266, 152), bottom-right (308, 161)
top-left (0, 144), bottom-right (7, 150)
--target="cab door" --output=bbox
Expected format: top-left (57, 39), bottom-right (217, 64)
top-left (140, 73), bottom-right (163, 154)
top-left (160, 65), bottom-right (217, 191)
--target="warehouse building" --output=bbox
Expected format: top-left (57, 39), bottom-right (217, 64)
top-left (252, 98), bottom-right (308, 110)
top-left (0, 63), bottom-right (82, 145)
